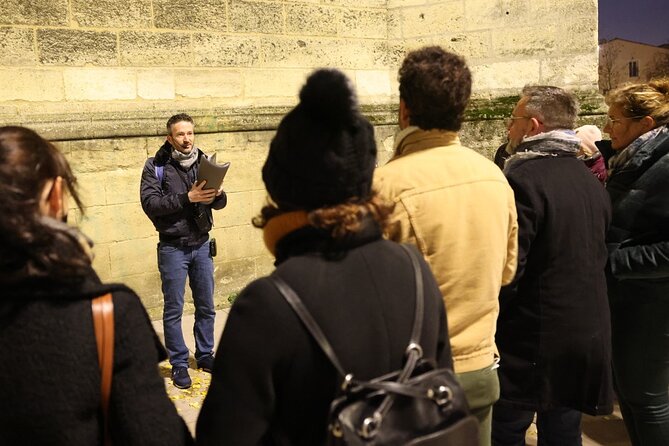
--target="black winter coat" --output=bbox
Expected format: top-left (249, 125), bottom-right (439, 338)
top-left (606, 127), bottom-right (669, 305)
top-left (0, 269), bottom-right (193, 446)
top-left (196, 223), bottom-right (452, 446)
top-left (498, 145), bottom-right (613, 415)
top-left (140, 143), bottom-right (227, 246)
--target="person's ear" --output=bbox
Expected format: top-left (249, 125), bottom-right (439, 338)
top-left (640, 115), bottom-right (656, 132)
top-left (399, 99), bottom-right (411, 129)
top-left (528, 117), bottom-right (543, 136)
top-left (47, 176), bottom-right (65, 220)
top-left (165, 134), bottom-right (175, 148)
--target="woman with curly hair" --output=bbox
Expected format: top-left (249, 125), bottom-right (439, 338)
top-left (0, 126), bottom-right (193, 446)
top-left (603, 79), bottom-right (669, 445)
top-left (196, 69), bottom-right (455, 445)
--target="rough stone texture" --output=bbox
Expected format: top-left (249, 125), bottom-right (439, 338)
top-left (471, 60), bottom-right (542, 93)
top-left (0, 69), bottom-right (63, 101)
top-left (400, 2), bottom-right (465, 39)
top-left (120, 31), bottom-right (191, 67)
top-left (138, 70), bottom-right (176, 99)
top-left (492, 25), bottom-right (558, 58)
top-left (64, 68), bottom-right (136, 101)
top-left (175, 69), bottom-right (243, 98)
top-left (38, 29), bottom-right (118, 66)
top-left (340, 9), bottom-right (387, 39)
top-left (154, 0), bottom-right (228, 31)
top-left (355, 70), bottom-right (392, 97)
top-left (193, 34), bottom-right (260, 67)
top-left (0, 27), bottom-right (36, 66)
top-left (71, 0), bottom-right (152, 28)
top-left (3, 0), bottom-right (68, 26)
top-left (244, 69), bottom-right (307, 98)
top-left (285, 4), bottom-right (338, 36)
top-left (230, 0), bottom-right (283, 34)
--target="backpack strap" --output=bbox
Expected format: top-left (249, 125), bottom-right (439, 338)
top-left (155, 164), bottom-right (164, 187)
top-left (92, 293), bottom-right (114, 446)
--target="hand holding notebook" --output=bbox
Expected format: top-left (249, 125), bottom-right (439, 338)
top-left (197, 153), bottom-right (230, 190)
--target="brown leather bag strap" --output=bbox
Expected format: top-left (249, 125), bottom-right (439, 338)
top-left (92, 293), bottom-right (114, 446)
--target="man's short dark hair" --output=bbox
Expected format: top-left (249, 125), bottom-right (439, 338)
top-left (166, 113), bottom-right (194, 134)
top-left (398, 46), bottom-right (471, 131)
top-left (521, 85), bottom-right (578, 130)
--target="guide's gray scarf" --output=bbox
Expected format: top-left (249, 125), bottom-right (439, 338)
top-left (171, 147), bottom-right (198, 170)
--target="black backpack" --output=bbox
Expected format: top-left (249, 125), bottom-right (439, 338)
top-left (269, 244), bottom-right (479, 445)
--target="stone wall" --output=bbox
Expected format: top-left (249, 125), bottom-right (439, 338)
top-left (1, 0), bottom-right (603, 318)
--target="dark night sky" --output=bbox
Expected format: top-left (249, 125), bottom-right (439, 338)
top-left (599, 0), bottom-right (669, 46)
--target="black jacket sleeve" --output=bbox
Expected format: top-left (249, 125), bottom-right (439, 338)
top-left (140, 158), bottom-right (190, 219)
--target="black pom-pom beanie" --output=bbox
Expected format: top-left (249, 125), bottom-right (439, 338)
top-left (262, 68), bottom-right (377, 210)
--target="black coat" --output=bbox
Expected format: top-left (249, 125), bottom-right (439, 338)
top-left (605, 127), bottom-right (669, 308)
top-left (498, 146), bottom-right (613, 415)
top-left (196, 223), bottom-right (452, 446)
top-left (140, 143), bottom-right (227, 246)
top-left (0, 270), bottom-right (193, 446)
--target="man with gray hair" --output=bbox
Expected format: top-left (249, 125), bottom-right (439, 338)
top-left (493, 86), bottom-right (614, 445)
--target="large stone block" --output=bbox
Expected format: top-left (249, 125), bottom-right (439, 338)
top-left (80, 203), bottom-right (155, 244)
top-left (465, 0), bottom-right (532, 31)
top-left (0, 27), bottom-right (36, 65)
top-left (442, 31), bottom-right (491, 61)
top-left (63, 68), bottom-right (136, 101)
top-left (38, 29), bottom-right (118, 66)
top-left (213, 224), bottom-right (265, 261)
top-left (555, 20), bottom-right (598, 55)
top-left (491, 25), bottom-right (557, 57)
top-left (244, 69), bottom-right (307, 98)
top-left (0, 69), bottom-right (64, 101)
top-left (541, 54), bottom-right (599, 88)
top-left (213, 191), bottom-right (256, 228)
top-left (71, 0), bottom-right (152, 28)
top-left (154, 0), bottom-right (227, 31)
top-left (175, 69), bottom-right (243, 98)
top-left (470, 59), bottom-right (542, 93)
top-left (91, 242), bottom-right (112, 282)
top-left (230, 0), bottom-right (283, 34)
top-left (355, 70), bottom-right (392, 97)
top-left (327, 0), bottom-right (385, 7)
top-left (3, 0), bottom-right (68, 26)
top-left (118, 271), bottom-right (164, 317)
top-left (64, 137), bottom-right (148, 173)
top-left (285, 4), bottom-right (338, 36)
top-left (193, 34), bottom-right (260, 67)
top-left (214, 257), bottom-right (258, 300)
top-left (109, 237), bottom-right (160, 278)
top-left (104, 170), bottom-right (144, 205)
top-left (75, 172), bottom-right (108, 208)
top-left (120, 31), bottom-right (191, 66)
top-left (400, 2), bottom-right (465, 39)
top-left (340, 9), bottom-right (387, 39)
top-left (259, 36), bottom-right (388, 69)
top-left (138, 70), bottom-right (175, 100)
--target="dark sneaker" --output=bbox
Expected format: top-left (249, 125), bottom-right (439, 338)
top-left (171, 366), bottom-right (191, 389)
top-left (197, 355), bottom-right (215, 373)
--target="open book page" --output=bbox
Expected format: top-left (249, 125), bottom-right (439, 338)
top-left (197, 153), bottom-right (230, 190)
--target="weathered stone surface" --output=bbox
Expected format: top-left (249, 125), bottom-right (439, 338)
top-left (327, 0), bottom-right (385, 7)
top-left (65, 137), bottom-right (148, 174)
top-left (340, 9), bottom-right (387, 39)
top-left (214, 191), bottom-right (257, 228)
top-left (355, 69), bottom-right (392, 97)
top-left (64, 68), bottom-right (136, 101)
top-left (0, 27), bottom-right (36, 66)
top-left (230, 0), bottom-right (283, 34)
top-left (470, 59), bottom-right (542, 93)
top-left (193, 34), bottom-right (260, 67)
top-left (91, 243), bottom-right (112, 281)
top-left (244, 69), bottom-right (307, 98)
top-left (541, 54), bottom-right (599, 89)
top-left (80, 203), bottom-right (155, 244)
top-left (0, 69), bottom-right (64, 101)
top-left (137, 70), bottom-right (175, 99)
top-left (400, 2), bottom-right (465, 39)
top-left (119, 271), bottom-right (164, 316)
top-left (492, 25), bottom-right (557, 57)
top-left (109, 237), bottom-right (160, 278)
top-left (120, 31), bottom-right (191, 66)
top-left (557, 20), bottom-right (598, 55)
top-left (105, 170), bottom-right (144, 205)
top-left (71, 0), bottom-right (152, 28)
top-left (465, 0), bottom-right (525, 31)
top-left (286, 4), bottom-right (338, 36)
top-left (154, 0), bottom-right (228, 31)
top-left (214, 224), bottom-right (266, 260)
top-left (38, 30), bottom-right (118, 66)
top-left (75, 172), bottom-right (108, 208)
top-left (3, 0), bottom-right (67, 26)
top-left (175, 69), bottom-right (243, 98)
top-left (214, 257), bottom-right (258, 299)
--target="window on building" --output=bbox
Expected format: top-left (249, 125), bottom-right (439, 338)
top-left (629, 60), bottom-right (639, 77)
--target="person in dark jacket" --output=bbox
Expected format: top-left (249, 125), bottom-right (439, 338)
top-left (140, 113), bottom-right (227, 389)
top-left (0, 126), bottom-right (193, 446)
top-left (493, 86), bottom-right (613, 445)
top-left (603, 79), bottom-right (669, 445)
top-left (196, 69), bottom-right (456, 446)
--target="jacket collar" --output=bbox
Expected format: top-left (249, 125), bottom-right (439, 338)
top-left (391, 126), bottom-right (460, 160)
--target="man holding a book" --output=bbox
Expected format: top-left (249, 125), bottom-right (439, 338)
top-left (140, 113), bottom-right (228, 389)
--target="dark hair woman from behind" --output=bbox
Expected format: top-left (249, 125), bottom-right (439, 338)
top-left (0, 126), bottom-right (193, 446)
top-left (603, 79), bottom-right (669, 445)
top-left (196, 69), bottom-right (455, 446)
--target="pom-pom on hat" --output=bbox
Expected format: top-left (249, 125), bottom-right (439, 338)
top-left (262, 68), bottom-right (377, 210)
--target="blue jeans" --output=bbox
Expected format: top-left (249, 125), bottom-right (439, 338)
top-left (158, 240), bottom-right (215, 368)
top-left (492, 402), bottom-right (582, 446)
top-left (612, 294), bottom-right (669, 446)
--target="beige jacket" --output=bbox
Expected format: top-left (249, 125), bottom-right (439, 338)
top-left (374, 127), bottom-right (518, 373)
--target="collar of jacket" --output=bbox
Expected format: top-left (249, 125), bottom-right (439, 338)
top-left (273, 215), bottom-right (383, 265)
top-left (154, 143), bottom-right (204, 168)
top-left (610, 125), bottom-right (669, 176)
top-left (504, 129), bottom-right (579, 172)
top-left (391, 126), bottom-right (460, 160)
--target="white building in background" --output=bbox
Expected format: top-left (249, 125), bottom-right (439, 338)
top-left (599, 38), bottom-right (669, 94)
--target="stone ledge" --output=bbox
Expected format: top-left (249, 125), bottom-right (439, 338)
top-left (1, 89), bottom-right (604, 141)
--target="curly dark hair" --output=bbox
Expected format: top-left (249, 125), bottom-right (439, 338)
top-left (0, 126), bottom-right (89, 284)
top-left (398, 46), bottom-right (472, 131)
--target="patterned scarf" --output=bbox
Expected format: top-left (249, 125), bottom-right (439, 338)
top-left (171, 147), bottom-right (199, 170)
top-left (608, 126), bottom-right (665, 176)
